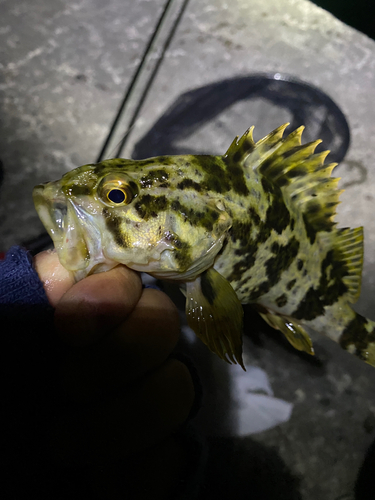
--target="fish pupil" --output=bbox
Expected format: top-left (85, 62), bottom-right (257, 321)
top-left (108, 189), bottom-right (126, 204)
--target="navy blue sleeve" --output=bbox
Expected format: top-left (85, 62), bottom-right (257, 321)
top-left (0, 246), bottom-right (49, 305)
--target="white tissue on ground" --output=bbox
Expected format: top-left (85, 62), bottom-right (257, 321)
top-left (229, 363), bottom-right (293, 436)
top-left (180, 324), bottom-right (293, 436)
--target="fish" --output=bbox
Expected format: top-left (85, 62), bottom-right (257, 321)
top-left (33, 124), bottom-right (375, 370)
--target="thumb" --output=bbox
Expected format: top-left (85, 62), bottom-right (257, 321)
top-left (34, 249), bottom-right (75, 307)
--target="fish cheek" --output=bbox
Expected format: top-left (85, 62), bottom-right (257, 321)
top-left (103, 208), bottom-right (130, 248)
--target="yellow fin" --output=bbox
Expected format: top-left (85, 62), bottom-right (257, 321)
top-left (241, 124), bottom-right (341, 237)
top-left (224, 126), bottom-right (255, 162)
top-left (259, 311), bottom-right (314, 355)
top-left (185, 268), bottom-right (245, 369)
top-left (319, 227), bottom-right (364, 303)
top-left (224, 123), bottom-right (289, 165)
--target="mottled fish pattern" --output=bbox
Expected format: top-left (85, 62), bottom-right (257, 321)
top-left (33, 124), bottom-right (375, 369)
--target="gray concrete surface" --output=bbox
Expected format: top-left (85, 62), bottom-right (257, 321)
top-left (0, 0), bottom-right (166, 247)
top-left (1, 0), bottom-right (375, 498)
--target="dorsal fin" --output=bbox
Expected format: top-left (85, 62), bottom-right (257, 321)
top-left (224, 123), bottom-right (288, 164)
top-left (224, 126), bottom-right (256, 162)
top-left (234, 124), bottom-right (341, 236)
top-left (319, 227), bottom-right (364, 303)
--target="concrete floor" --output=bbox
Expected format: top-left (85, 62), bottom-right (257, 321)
top-left (1, 0), bottom-right (375, 498)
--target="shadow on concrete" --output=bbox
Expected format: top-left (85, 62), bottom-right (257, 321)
top-left (198, 436), bottom-right (302, 500)
top-left (132, 73), bottom-right (350, 164)
top-left (355, 436), bottom-right (375, 499)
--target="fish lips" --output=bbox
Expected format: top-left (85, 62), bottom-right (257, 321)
top-left (33, 182), bottom-right (90, 272)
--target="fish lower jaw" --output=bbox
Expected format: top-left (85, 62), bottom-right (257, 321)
top-left (126, 258), bottom-right (168, 274)
top-left (72, 259), bottom-right (119, 281)
top-left (123, 247), bottom-right (180, 274)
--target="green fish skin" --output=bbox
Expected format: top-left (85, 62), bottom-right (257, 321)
top-left (33, 124), bottom-right (375, 369)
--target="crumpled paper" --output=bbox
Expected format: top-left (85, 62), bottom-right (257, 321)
top-left (229, 363), bottom-right (293, 436)
top-left (181, 323), bottom-right (293, 436)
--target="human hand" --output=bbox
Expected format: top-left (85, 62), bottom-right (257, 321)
top-left (35, 250), bottom-right (196, 498)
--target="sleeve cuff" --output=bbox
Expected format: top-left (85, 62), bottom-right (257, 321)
top-left (0, 246), bottom-right (49, 305)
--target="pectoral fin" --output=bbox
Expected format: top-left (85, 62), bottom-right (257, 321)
top-left (185, 268), bottom-right (245, 369)
top-left (259, 311), bottom-right (314, 355)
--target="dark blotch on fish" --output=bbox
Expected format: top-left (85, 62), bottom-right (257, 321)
top-left (265, 237), bottom-right (300, 286)
top-left (193, 156), bottom-right (228, 194)
top-left (177, 178), bottom-right (202, 192)
top-left (287, 165), bottom-right (307, 178)
top-left (287, 279), bottom-right (296, 290)
top-left (226, 162), bottom-right (250, 196)
top-left (303, 204), bottom-right (333, 245)
top-left (140, 170), bottom-right (169, 188)
top-left (171, 199), bottom-right (220, 232)
top-left (165, 231), bottom-right (191, 269)
top-left (135, 194), bottom-right (168, 220)
top-left (292, 249), bottom-right (349, 320)
top-left (248, 280), bottom-right (271, 301)
top-left (156, 156), bottom-right (173, 165)
top-left (103, 208), bottom-right (128, 247)
top-left (231, 220), bottom-right (252, 246)
top-left (230, 254), bottom-right (256, 282)
top-left (276, 176), bottom-right (289, 188)
top-left (340, 314), bottom-right (373, 355)
top-left (228, 180), bottom-right (292, 287)
top-left (232, 150), bottom-right (243, 163)
top-left (134, 194), bottom-right (168, 220)
top-left (201, 270), bottom-right (216, 305)
top-left (248, 207), bottom-right (261, 226)
top-left (265, 190), bottom-right (291, 235)
top-left (261, 176), bottom-right (276, 196)
top-left (308, 201), bottom-right (320, 215)
top-left (271, 242), bottom-right (280, 254)
top-left (246, 237), bottom-right (299, 301)
top-left (276, 294), bottom-right (288, 308)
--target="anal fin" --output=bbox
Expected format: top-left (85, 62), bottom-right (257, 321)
top-left (185, 268), bottom-right (245, 369)
top-left (259, 310), bottom-right (314, 355)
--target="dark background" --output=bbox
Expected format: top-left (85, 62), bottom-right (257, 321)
top-left (313, 0), bottom-right (375, 39)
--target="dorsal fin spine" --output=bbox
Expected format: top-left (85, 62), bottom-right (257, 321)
top-left (224, 126), bottom-right (255, 162)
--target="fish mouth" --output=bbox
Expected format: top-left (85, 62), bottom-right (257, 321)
top-left (33, 182), bottom-right (90, 272)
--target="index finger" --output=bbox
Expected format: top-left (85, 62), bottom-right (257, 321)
top-left (61, 287), bottom-right (181, 400)
top-left (54, 264), bottom-right (143, 346)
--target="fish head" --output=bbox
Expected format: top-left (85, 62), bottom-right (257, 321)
top-left (33, 156), bottom-right (232, 281)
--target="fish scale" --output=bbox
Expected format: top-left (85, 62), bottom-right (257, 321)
top-left (33, 124), bottom-right (375, 369)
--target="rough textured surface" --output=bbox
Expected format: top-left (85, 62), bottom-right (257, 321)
top-left (1, 0), bottom-right (375, 498)
top-left (0, 0), bottom-right (165, 247)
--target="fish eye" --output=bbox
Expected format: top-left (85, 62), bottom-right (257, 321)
top-left (107, 188), bottom-right (126, 204)
top-left (98, 174), bottom-right (138, 207)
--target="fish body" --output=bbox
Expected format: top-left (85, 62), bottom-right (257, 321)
top-left (33, 124), bottom-right (375, 368)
